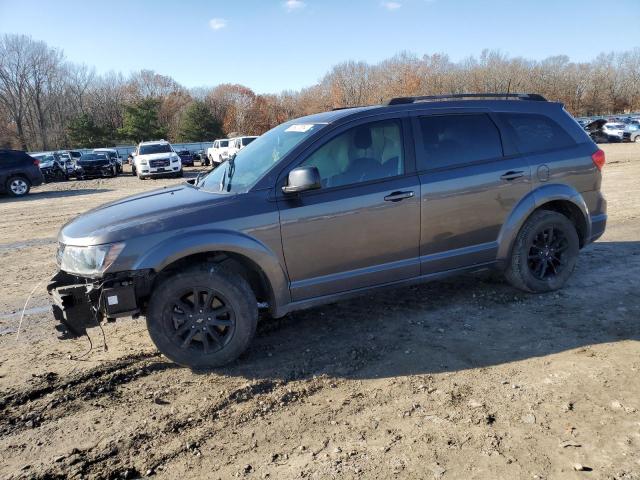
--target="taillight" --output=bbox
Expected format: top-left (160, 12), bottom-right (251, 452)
top-left (33, 159), bottom-right (39, 166)
top-left (591, 149), bottom-right (605, 171)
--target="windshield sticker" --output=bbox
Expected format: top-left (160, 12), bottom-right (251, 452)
top-left (285, 124), bottom-right (315, 133)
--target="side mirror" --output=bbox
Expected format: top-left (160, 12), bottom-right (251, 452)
top-left (187, 178), bottom-right (196, 185)
top-left (282, 166), bottom-right (321, 194)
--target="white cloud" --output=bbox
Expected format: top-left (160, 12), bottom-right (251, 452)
top-left (208, 18), bottom-right (227, 30)
top-left (382, 1), bottom-right (402, 10)
top-left (284, 0), bottom-right (306, 11)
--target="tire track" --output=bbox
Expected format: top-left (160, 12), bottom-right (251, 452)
top-left (0, 352), bottom-right (174, 436)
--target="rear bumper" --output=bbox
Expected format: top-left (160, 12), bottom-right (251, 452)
top-left (30, 170), bottom-right (45, 187)
top-left (589, 213), bottom-right (607, 243)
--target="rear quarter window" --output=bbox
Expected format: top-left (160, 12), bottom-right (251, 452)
top-left (501, 113), bottom-right (575, 154)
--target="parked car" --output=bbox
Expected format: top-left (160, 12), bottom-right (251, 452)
top-left (623, 123), bottom-right (640, 143)
top-left (76, 152), bottom-right (118, 179)
top-left (132, 140), bottom-right (182, 179)
top-left (55, 152), bottom-right (78, 177)
top-left (33, 153), bottom-right (69, 182)
top-left (93, 148), bottom-right (123, 173)
top-left (48, 93), bottom-right (607, 369)
top-left (176, 149), bottom-right (195, 167)
top-left (193, 149), bottom-right (206, 164)
top-left (227, 136), bottom-right (257, 159)
top-left (584, 119), bottom-right (622, 143)
top-left (601, 122), bottom-right (626, 141)
top-left (207, 139), bottom-right (231, 166)
top-left (0, 149), bottom-right (44, 197)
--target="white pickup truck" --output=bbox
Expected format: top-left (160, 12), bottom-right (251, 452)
top-left (227, 136), bottom-right (257, 158)
top-left (206, 139), bottom-right (231, 166)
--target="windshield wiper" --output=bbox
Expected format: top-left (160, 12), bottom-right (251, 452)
top-left (219, 156), bottom-right (236, 192)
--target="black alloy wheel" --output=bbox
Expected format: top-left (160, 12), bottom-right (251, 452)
top-left (167, 287), bottom-right (236, 354)
top-left (527, 226), bottom-right (570, 280)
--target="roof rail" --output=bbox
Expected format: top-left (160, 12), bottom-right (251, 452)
top-left (385, 93), bottom-right (547, 105)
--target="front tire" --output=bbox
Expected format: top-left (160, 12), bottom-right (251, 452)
top-left (505, 210), bottom-right (579, 293)
top-left (146, 265), bottom-right (257, 368)
top-left (6, 176), bottom-right (31, 197)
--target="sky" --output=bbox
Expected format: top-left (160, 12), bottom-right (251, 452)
top-left (1, 0), bottom-right (639, 94)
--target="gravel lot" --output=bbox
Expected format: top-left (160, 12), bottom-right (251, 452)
top-left (0, 144), bottom-right (639, 480)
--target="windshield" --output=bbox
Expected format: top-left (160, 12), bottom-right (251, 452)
top-left (79, 153), bottom-right (108, 162)
top-left (199, 122), bottom-right (326, 194)
top-left (220, 140), bottom-right (228, 147)
top-left (139, 144), bottom-right (172, 155)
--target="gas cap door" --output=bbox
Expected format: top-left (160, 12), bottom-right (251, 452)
top-left (537, 164), bottom-right (550, 182)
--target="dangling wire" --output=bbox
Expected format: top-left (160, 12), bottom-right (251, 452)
top-left (71, 332), bottom-right (94, 360)
top-left (15, 278), bottom-right (46, 341)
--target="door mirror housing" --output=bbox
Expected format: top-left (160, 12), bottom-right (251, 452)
top-left (282, 166), bottom-right (321, 194)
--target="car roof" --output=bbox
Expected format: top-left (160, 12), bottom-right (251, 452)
top-left (139, 140), bottom-right (170, 145)
top-left (297, 94), bottom-right (562, 125)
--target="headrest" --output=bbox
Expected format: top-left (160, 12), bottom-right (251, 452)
top-left (353, 127), bottom-right (372, 149)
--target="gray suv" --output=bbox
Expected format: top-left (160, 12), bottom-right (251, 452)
top-left (48, 93), bottom-right (607, 368)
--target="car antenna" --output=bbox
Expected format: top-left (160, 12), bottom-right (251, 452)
top-left (505, 79), bottom-right (511, 99)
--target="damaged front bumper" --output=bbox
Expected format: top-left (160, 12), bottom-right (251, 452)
top-left (47, 270), bottom-right (153, 339)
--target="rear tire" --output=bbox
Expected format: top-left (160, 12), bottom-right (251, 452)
top-left (505, 210), bottom-right (579, 293)
top-left (6, 176), bottom-right (31, 197)
top-left (146, 265), bottom-right (257, 368)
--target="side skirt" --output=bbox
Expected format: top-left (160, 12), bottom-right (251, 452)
top-left (274, 261), bottom-right (497, 317)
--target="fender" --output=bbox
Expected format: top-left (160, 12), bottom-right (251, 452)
top-left (133, 229), bottom-right (291, 312)
top-left (496, 183), bottom-right (591, 263)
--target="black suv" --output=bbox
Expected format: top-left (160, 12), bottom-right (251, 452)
top-left (0, 149), bottom-right (44, 197)
top-left (48, 94), bottom-right (607, 368)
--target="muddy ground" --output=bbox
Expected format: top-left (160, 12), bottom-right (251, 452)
top-left (0, 144), bottom-right (639, 480)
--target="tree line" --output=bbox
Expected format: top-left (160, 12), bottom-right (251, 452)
top-left (1, 34), bottom-right (639, 151)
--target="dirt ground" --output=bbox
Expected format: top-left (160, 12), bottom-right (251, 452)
top-left (0, 144), bottom-right (639, 480)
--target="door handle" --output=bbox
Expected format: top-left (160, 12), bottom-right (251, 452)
top-left (500, 170), bottom-right (525, 181)
top-left (384, 191), bottom-right (415, 202)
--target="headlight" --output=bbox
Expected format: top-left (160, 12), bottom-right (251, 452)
top-left (171, 156), bottom-right (179, 162)
top-left (139, 159), bottom-right (148, 165)
top-left (58, 242), bottom-right (125, 277)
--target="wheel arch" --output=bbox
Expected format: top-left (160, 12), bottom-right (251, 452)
top-left (133, 231), bottom-right (291, 316)
top-left (497, 184), bottom-right (591, 264)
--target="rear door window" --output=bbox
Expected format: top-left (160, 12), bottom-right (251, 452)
top-left (417, 114), bottom-right (503, 170)
top-left (501, 113), bottom-right (575, 154)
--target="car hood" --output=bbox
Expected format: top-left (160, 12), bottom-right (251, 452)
top-left (136, 152), bottom-right (174, 161)
top-left (59, 184), bottom-right (236, 246)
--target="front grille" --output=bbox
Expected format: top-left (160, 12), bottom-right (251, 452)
top-left (150, 159), bottom-right (170, 168)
